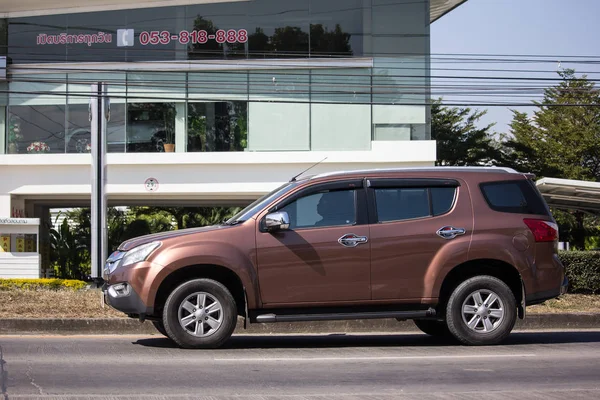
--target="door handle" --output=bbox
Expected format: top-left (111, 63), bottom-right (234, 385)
top-left (338, 233), bottom-right (368, 248)
top-left (436, 226), bottom-right (466, 240)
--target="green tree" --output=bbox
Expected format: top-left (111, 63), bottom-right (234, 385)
top-left (431, 99), bottom-right (504, 166)
top-left (49, 214), bottom-right (87, 279)
top-left (503, 69), bottom-right (600, 249)
top-left (504, 69), bottom-right (600, 180)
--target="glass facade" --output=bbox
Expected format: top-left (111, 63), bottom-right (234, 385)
top-left (2, 0), bottom-right (431, 154)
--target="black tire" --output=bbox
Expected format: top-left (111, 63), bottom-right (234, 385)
top-left (413, 319), bottom-right (451, 337)
top-left (162, 279), bottom-right (237, 349)
top-left (152, 320), bottom-right (168, 337)
top-left (446, 275), bottom-right (517, 346)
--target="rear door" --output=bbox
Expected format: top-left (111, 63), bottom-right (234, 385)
top-left (367, 177), bottom-right (473, 301)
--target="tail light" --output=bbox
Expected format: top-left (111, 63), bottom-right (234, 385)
top-left (524, 218), bottom-right (559, 242)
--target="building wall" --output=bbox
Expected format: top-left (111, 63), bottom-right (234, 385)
top-left (0, 141), bottom-right (436, 214)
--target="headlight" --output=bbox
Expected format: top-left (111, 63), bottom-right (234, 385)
top-left (105, 251), bottom-right (124, 276)
top-left (121, 241), bottom-right (161, 268)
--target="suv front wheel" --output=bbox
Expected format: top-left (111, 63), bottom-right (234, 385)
top-left (162, 279), bottom-right (238, 349)
top-left (446, 275), bottom-right (517, 346)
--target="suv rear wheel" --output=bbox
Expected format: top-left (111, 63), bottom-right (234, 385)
top-left (446, 275), bottom-right (517, 346)
top-left (162, 279), bottom-right (238, 349)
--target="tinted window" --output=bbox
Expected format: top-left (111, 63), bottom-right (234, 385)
top-left (375, 186), bottom-right (457, 222)
top-left (375, 188), bottom-right (430, 222)
top-left (431, 187), bottom-right (456, 216)
top-left (281, 190), bottom-right (356, 229)
top-left (480, 180), bottom-right (550, 215)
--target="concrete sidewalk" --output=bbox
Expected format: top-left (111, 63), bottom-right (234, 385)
top-left (0, 313), bottom-right (599, 335)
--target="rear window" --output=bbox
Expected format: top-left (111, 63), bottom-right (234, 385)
top-left (480, 180), bottom-right (550, 215)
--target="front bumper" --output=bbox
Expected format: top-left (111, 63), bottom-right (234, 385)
top-left (103, 282), bottom-right (153, 316)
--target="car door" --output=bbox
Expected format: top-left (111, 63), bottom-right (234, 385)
top-left (256, 179), bottom-right (371, 305)
top-left (367, 177), bottom-right (472, 301)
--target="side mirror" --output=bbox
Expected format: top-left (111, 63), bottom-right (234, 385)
top-left (265, 211), bottom-right (290, 232)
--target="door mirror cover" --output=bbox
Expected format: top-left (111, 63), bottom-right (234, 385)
top-left (265, 211), bottom-right (291, 232)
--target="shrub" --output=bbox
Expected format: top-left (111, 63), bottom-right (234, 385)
top-left (0, 279), bottom-right (88, 291)
top-left (559, 251), bottom-right (600, 294)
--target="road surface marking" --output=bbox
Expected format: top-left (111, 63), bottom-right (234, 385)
top-left (215, 354), bottom-right (536, 362)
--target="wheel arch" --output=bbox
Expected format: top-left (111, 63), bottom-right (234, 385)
top-left (152, 264), bottom-right (247, 319)
top-left (437, 259), bottom-right (525, 319)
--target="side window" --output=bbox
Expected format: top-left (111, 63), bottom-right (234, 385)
top-left (375, 186), bottom-right (457, 222)
top-left (480, 180), bottom-right (550, 215)
top-left (375, 188), bottom-right (429, 222)
top-left (281, 190), bottom-right (357, 229)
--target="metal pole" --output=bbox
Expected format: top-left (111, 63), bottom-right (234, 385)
top-left (90, 83), bottom-right (109, 282)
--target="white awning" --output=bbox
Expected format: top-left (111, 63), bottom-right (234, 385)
top-left (536, 177), bottom-right (600, 213)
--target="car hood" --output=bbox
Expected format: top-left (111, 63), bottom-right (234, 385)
top-left (117, 224), bottom-right (233, 251)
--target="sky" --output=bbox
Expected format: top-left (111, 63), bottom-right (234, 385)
top-left (430, 0), bottom-right (600, 134)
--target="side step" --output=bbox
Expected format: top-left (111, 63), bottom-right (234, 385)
top-left (255, 309), bottom-right (435, 324)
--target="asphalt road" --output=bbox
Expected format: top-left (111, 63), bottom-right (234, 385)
top-left (1, 330), bottom-right (600, 399)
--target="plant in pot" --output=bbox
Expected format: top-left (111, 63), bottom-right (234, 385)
top-left (26, 141), bottom-right (51, 154)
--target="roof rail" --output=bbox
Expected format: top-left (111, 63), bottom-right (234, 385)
top-left (311, 166), bottom-right (520, 180)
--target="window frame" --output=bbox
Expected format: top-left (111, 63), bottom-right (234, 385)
top-left (259, 179), bottom-right (368, 232)
top-left (366, 178), bottom-right (460, 224)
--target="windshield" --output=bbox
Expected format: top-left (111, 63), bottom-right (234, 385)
top-left (224, 181), bottom-right (298, 224)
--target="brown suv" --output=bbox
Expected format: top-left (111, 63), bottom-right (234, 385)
top-left (103, 167), bottom-right (568, 348)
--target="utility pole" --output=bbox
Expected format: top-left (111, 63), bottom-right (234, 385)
top-left (90, 83), bottom-right (109, 283)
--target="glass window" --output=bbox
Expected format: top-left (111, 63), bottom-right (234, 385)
top-left (0, 106), bottom-right (5, 154)
top-left (125, 7), bottom-right (179, 62)
top-left (281, 190), bottom-right (356, 229)
top-left (310, 68), bottom-right (371, 104)
top-left (480, 181), bottom-right (550, 215)
top-left (186, 2), bottom-right (250, 60)
top-left (8, 14), bottom-right (68, 63)
top-left (67, 73), bottom-right (127, 153)
top-left (188, 72), bottom-right (248, 101)
top-left (65, 11), bottom-right (128, 63)
top-left (8, 74), bottom-right (67, 154)
top-left (126, 72), bottom-right (185, 152)
top-left (481, 182), bottom-right (526, 209)
top-left (0, 19), bottom-right (7, 57)
top-left (431, 187), bottom-right (456, 216)
top-left (187, 101), bottom-right (247, 152)
top-left (248, 0), bottom-right (310, 58)
top-left (309, 0), bottom-right (365, 57)
top-left (375, 188), bottom-right (430, 222)
top-left (249, 69), bottom-right (309, 102)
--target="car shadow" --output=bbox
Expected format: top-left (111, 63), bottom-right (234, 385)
top-left (132, 330), bottom-right (600, 350)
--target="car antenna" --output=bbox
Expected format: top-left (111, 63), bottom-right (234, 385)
top-left (290, 157), bottom-right (328, 182)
